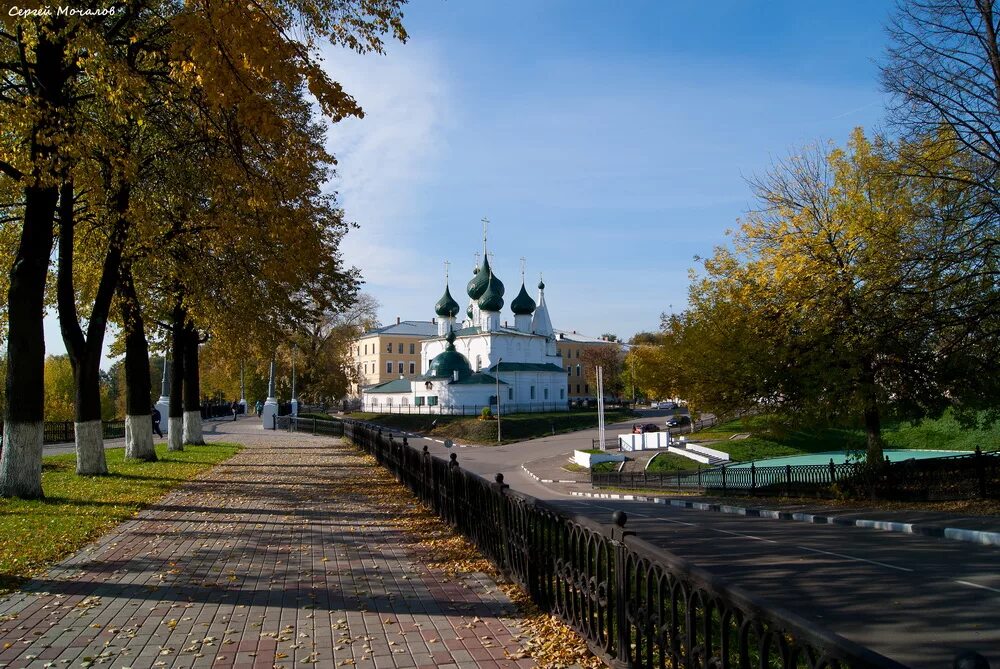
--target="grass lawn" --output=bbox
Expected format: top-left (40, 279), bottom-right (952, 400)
top-left (348, 409), bottom-right (637, 444)
top-left (646, 452), bottom-right (703, 473)
top-left (0, 442), bottom-right (240, 592)
top-left (693, 409), bottom-right (1000, 463)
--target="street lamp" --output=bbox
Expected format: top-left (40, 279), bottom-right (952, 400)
top-left (496, 358), bottom-right (502, 443)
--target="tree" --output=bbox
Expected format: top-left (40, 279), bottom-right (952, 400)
top-left (581, 345), bottom-right (625, 399)
top-left (678, 130), bottom-right (948, 462)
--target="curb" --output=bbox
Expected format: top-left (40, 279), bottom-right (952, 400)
top-left (521, 464), bottom-right (583, 485)
top-left (569, 490), bottom-right (1000, 547)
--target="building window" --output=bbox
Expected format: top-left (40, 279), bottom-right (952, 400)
top-left (364, 344), bottom-right (368, 355)
top-left (567, 366), bottom-right (571, 375)
top-left (428, 396), bottom-right (438, 406)
top-left (530, 386), bottom-right (535, 399)
top-left (585, 384), bottom-right (589, 394)
top-left (508, 387), bottom-right (513, 400)
top-left (386, 361), bottom-right (393, 373)
top-left (410, 343), bottom-right (415, 354)
top-left (576, 350), bottom-right (580, 358)
top-left (397, 343), bottom-right (403, 353)
top-left (560, 389), bottom-right (565, 399)
top-left (402, 397), bottom-right (409, 406)
top-left (476, 355), bottom-right (482, 371)
top-left (576, 384), bottom-right (581, 393)
top-left (544, 388), bottom-right (549, 400)
top-left (556, 348), bottom-right (561, 356)
top-left (415, 396), bottom-right (425, 406)
top-left (386, 342), bottom-right (392, 352)
top-left (409, 362), bottom-right (415, 374)
top-left (576, 364), bottom-right (581, 377)
top-left (398, 362), bottom-right (404, 374)
top-left (386, 397), bottom-right (393, 406)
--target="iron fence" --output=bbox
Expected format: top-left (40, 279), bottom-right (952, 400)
top-left (0, 420), bottom-right (126, 447)
top-left (593, 449), bottom-right (1000, 501)
top-left (277, 415), bottom-right (344, 437)
top-left (356, 402), bottom-right (572, 415)
top-left (328, 419), bottom-right (918, 669)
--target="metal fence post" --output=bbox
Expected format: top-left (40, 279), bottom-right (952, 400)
top-left (975, 446), bottom-right (986, 498)
top-left (751, 462), bottom-right (756, 493)
top-left (610, 511), bottom-right (634, 665)
top-left (829, 458), bottom-right (836, 483)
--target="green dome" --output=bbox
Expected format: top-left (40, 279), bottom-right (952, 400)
top-left (538, 278), bottom-right (545, 290)
top-left (478, 271), bottom-right (505, 312)
top-left (425, 330), bottom-right (472, 381)
top-left (466, 302), bottom-right (474, 319)
top-left (434, 285), bottom-right (460, 318)
top-left (467, 254), bottom-right (492, 299)
top-left (510, 281), bottom-right (536, 315)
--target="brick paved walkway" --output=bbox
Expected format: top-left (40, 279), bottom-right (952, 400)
top-left (0, 424), bottom-right (537, 669)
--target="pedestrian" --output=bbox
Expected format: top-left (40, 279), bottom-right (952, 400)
top-left (151, 406), bottom-right (163, 438)
top-left (231, 399), bottom-right (239, 421)
top-left (255, 400), bottom-right (263, 415)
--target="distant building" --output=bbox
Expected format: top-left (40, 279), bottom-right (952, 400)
top-left (553, 329), bottom-right (623, 403)
top-left (348, 319), bottom-right (438, 395)
top-left (359, 235), bottom-right (567, 414)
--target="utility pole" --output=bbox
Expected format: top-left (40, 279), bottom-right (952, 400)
top-left (496, 358), bottom-right (502, 443)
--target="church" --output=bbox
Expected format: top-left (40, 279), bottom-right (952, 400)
top-left (361, 236), bottom-right (568, 414)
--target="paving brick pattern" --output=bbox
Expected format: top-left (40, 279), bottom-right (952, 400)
top-left (0, 424), bottom-right (537, 669)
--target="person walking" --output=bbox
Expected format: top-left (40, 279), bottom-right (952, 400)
top-left (231, 400), bottom-right (239, 421)
top-left (151, 406), bottom-right (164, 438)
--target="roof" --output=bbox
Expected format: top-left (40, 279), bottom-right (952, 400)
top-left (365, 378), bottom-right (413, 394)
top-left (434, 285), bottom-right (460, 318)
top-left (488, 362), bottom-right (566, 373)
top-left (360, 321), bottom-right (437, 338)
top-left (441, 325), bottom-right (537, 339)
top-left (510, 282), bottom-right (536, 315)
top-left (452, 372), bottom-right (507, 385)
top-left (424, 330), bottom-right (473, 380)
top-left (553, 329), bottom-right (619, 344)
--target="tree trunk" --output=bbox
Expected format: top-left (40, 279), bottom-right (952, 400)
top-left (168, 304), bottom-right (186, 452)
top-left (0, 24), bottom-right (71, 499)
top-left (182, 323), bottom-right (204, 445)
top-left (861, 367), bottom-right (885, 465)
top-left (120, 262), bottom-right (156, 461)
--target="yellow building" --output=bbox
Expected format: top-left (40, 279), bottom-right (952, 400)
top-left (348, 319), bottom-right (439, 395)
top-left (553, 329), bottom-right (623, 403)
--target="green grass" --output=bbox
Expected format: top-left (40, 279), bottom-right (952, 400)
top-left (348, 409), bottom-right (637, 444)
top-left (693, 409), bottom-right (1000, 462)
top-left (591, 461), bottom-right (619, 473)
top-left (646, 452), bottom-right (702, 473)
top-left (0, 442), bottom-right (240, 592)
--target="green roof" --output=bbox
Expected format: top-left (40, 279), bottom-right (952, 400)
top-left (434, 285), bottom-right (460, 317)
top-left (453, 372), bottom-right (507, 385)
top-left (478, 270), bottom-right (505, 311)
top-left (488, 362), bottom-right (566, 373)
top-left (510, 281), bottom-right (536, 315)
top-left (424, 330), bottom-right (473, 380)
top-left (467, 254), bottom-right (491, 299)
top-left (366, 378), bottom-right (413, 393)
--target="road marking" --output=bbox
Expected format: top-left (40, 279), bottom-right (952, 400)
top-left (712, 528), bottom-right (777, 544)
top-left (796, 546), bottom-right (913, 573)
top-left (956, 580), bottom-right (1000, 595)
top-left (591, 504), bottom-right (696, 526)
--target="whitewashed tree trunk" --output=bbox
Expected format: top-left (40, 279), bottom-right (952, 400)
top-left (168, 417), bottom-right (184, 451)
top-left (183, 410), bottom-right (204, 445)
top-left (124, 414), bottom-right (157, 461)
top-left (0, 422), bottom-right (44, 498)
top-left (74, 420), bottom-right (108, 475)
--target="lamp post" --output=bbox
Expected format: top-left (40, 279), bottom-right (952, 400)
top-left (496, 357), bottom-right (502, 443)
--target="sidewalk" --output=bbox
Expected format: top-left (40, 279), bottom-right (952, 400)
top-left (0, 425), bottom-right (538, 669)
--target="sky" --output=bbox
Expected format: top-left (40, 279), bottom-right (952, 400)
top-left (319, 0), bottom-right (895, 341)
top-left (41, 0), bottom-right (897, 367)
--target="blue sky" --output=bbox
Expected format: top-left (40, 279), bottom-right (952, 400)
top-left (321, 0), bottom-right (895, 341)
top-left (43, 0), bottom-right (896, 366)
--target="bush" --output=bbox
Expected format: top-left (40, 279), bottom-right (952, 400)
top-left (480, 407), bottom-right (493, 420)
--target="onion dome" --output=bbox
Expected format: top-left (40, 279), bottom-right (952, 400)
top-left (478, 271), bottom-right (505, 312)
top-left (434, 285), bottom-right (460, 318)
top-left (510, 282), bottom-right (536, 315)
top-left (425, 330), bottom-right (472, 381)
top-left (467, 254), bottom-right (492, 299)
top-left (538, 278), bottom-right (545, 290)
top-left (466, 302), bottom-right (474, 319)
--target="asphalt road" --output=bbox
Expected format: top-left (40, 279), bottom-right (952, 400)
top-left (387, 412), bottom-right (1000, 668)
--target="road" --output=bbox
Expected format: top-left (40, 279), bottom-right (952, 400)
top-left (384, 411), bottom-right (999, 668)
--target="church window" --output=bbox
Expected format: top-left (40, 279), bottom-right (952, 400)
top-left (386, 397), bottom-right (393, 406)
top-left (560, 389), bottom-right (565, 399)
top-left (410, 343), bottom-right (415, 354)
top-left (428, 396), bottom-right (438, 406)
top-left (415, 396), bottom-right (425, 406)
top-left (409, 362), bottom-right (415, 374)
top-left (508, 388), bottom-right (513, 400)
top-left (530, 386), bottom-right (536, 400)
top-left (544, 388), bottom-right (549, 400)
top-left (386, 361), bottom-right (393, 373)
top-left (476, 355), bottom-right (482, 371)
top-left (402, 397), bottom-right (409, 406)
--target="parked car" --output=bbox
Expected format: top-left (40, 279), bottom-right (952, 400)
top-left (632, 423), bottom-right (660, 433)
top-left (666, 415), bottom-right (691, 427)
